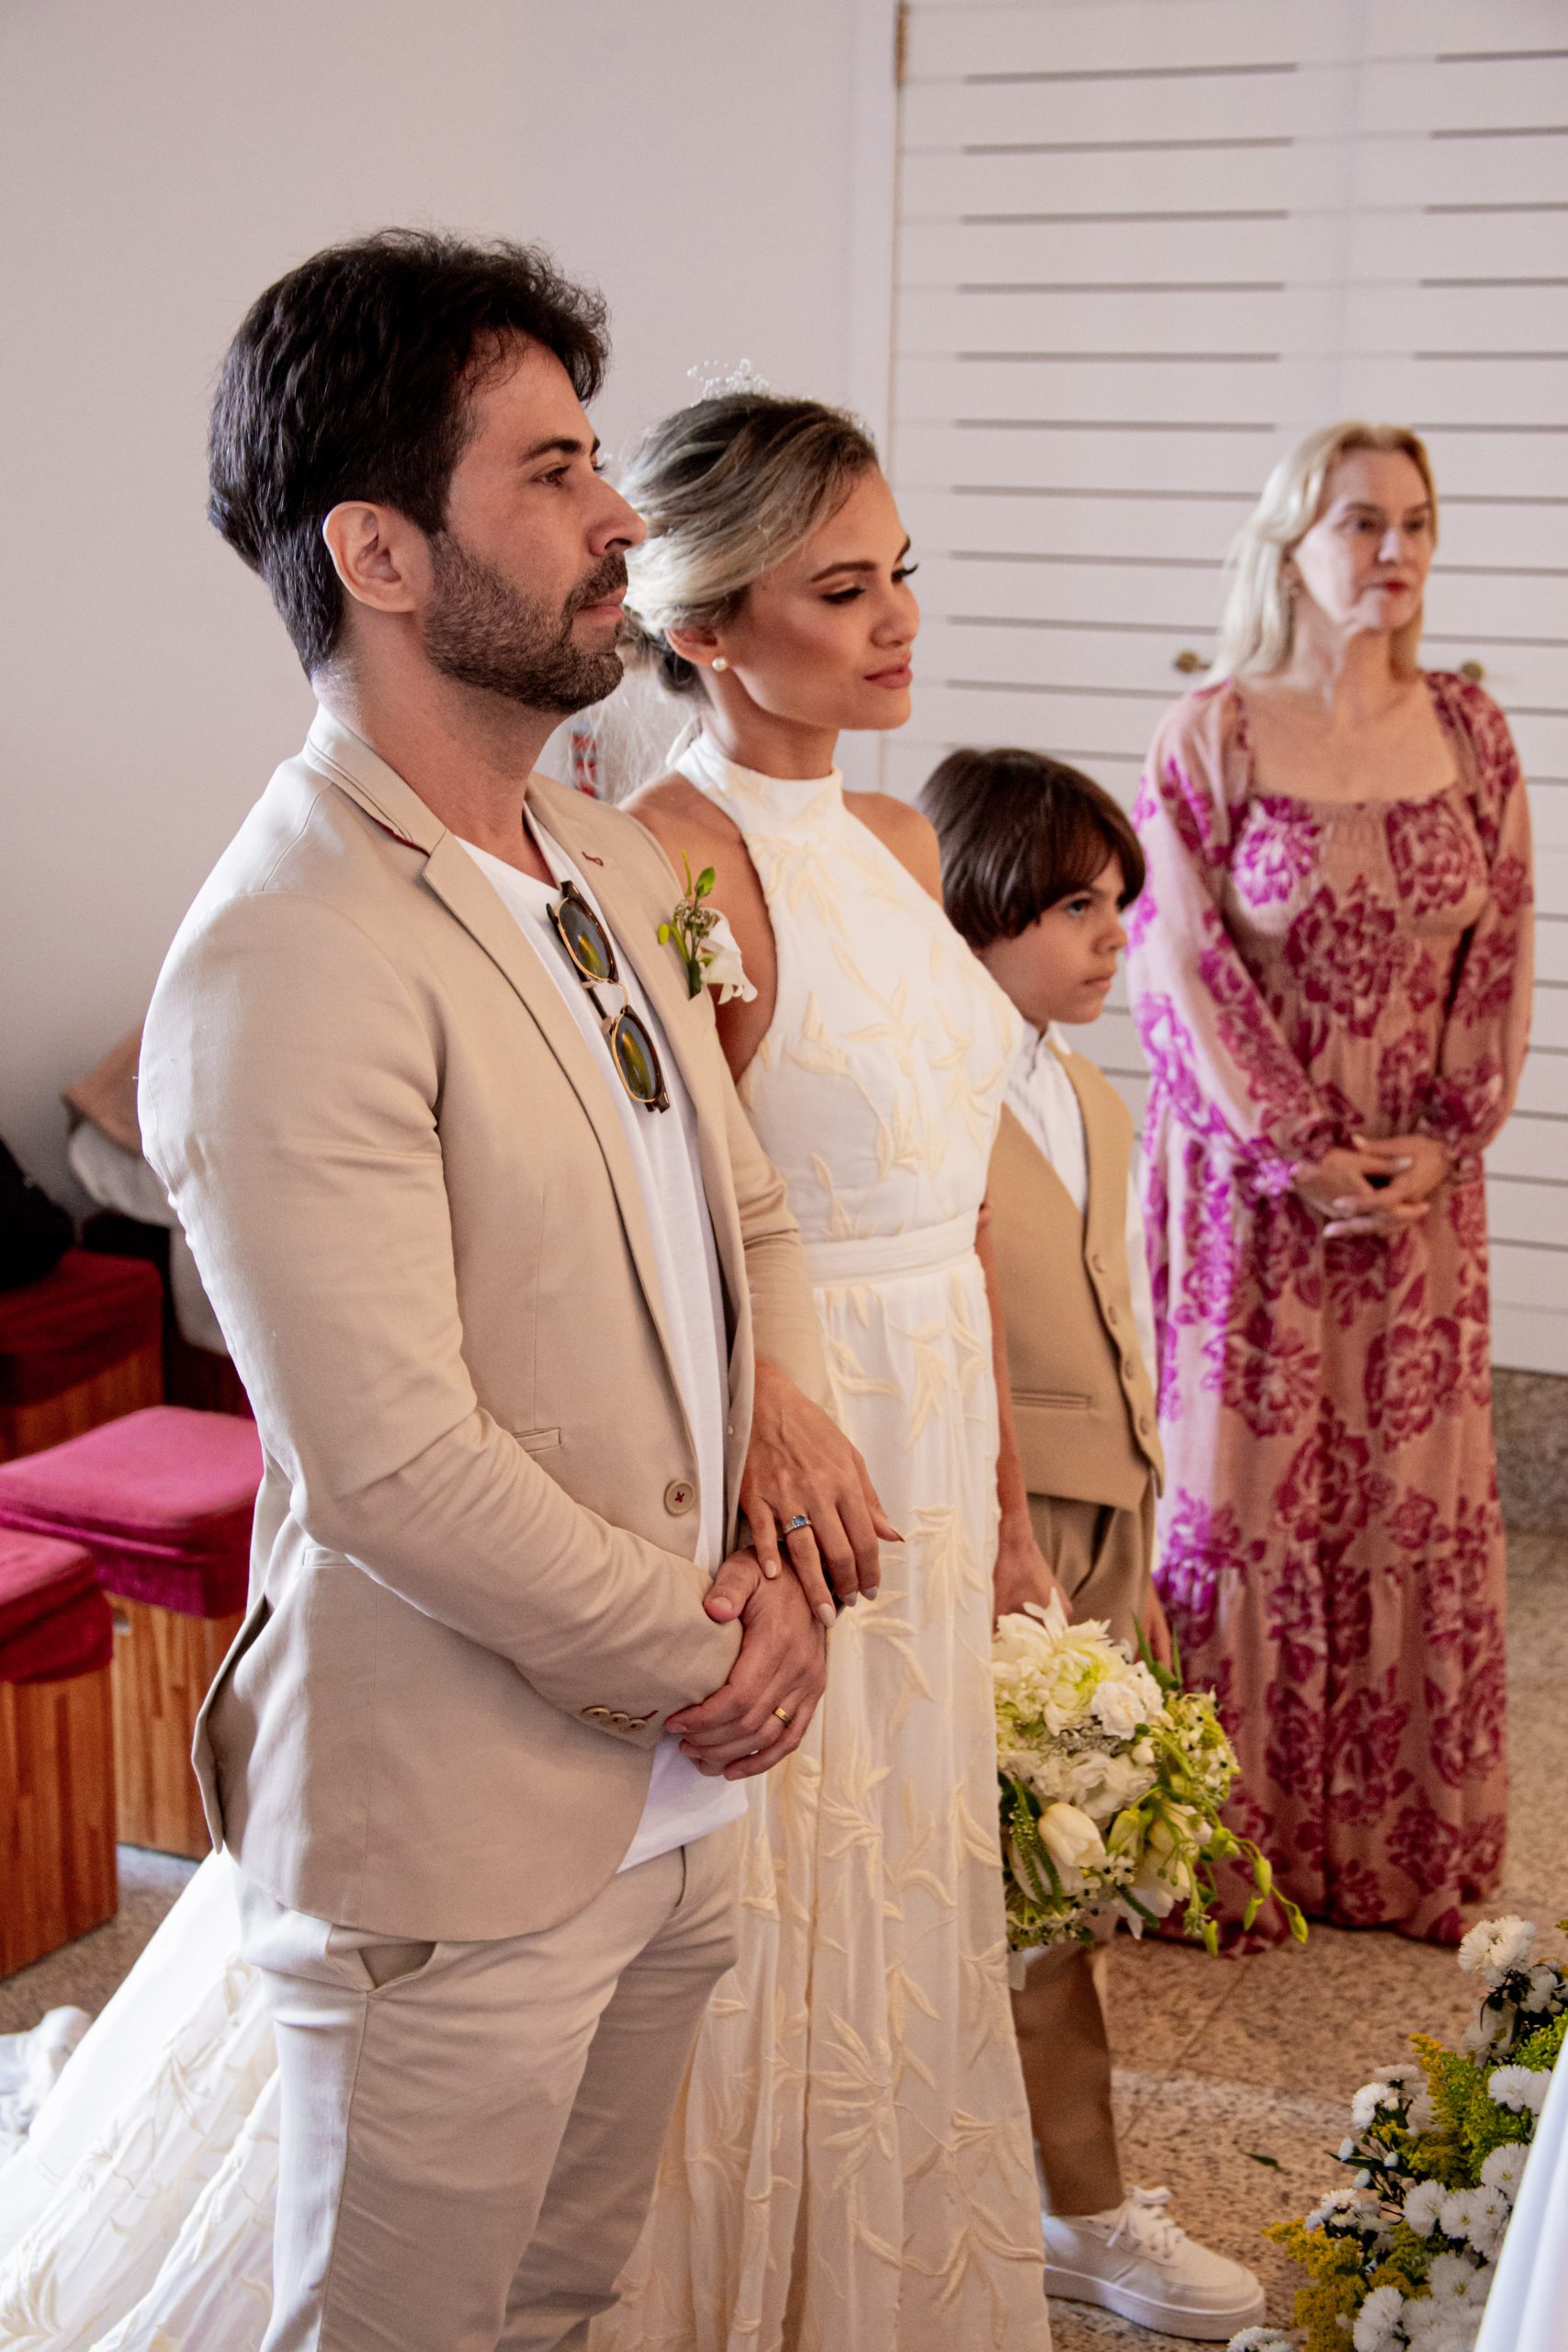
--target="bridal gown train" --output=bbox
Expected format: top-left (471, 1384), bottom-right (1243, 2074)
top-left (0, 744), bottom-right (1051, 2352)
top-left (0, 1851), bottom-right (276, 2348)
top-left (592, 737), bottom-right (1051, 2352)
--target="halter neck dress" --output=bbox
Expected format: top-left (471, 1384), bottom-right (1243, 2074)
top-left (595, 735), bottom-right (1051, 2351)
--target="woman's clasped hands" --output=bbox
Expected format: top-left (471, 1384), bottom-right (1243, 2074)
top-left (1293, 1131), bottom-right (1454, 1240)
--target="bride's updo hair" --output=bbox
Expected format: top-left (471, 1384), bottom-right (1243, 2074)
top-left (619, 391), bottom-right (879, 697)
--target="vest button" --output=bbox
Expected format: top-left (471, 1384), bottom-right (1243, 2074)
top-left (1122, 1359), bottom-right (1137, 1380)
top-left (1090, 1252), bottom-right (1107, 1274)
top-left (664, 1478), bottom-right (696, 1515)
top-left (1105, 1304), bottom-right (1119, 1329)
top-left (1138, 1413), bottom-right (1153, 1437)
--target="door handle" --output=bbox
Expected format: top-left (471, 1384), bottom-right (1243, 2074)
top-left (1172, 649), bottom-right (1205, 675)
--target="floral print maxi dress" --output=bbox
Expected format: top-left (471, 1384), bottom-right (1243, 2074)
top-left (1126, 673), bottom-right (1533, 1942)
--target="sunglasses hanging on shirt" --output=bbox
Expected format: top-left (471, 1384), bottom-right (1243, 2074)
top-left (547, 880), bottom-right (671, 1114)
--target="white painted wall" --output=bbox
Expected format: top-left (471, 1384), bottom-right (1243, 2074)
top-left (0, 0), bottom-right (897, 1204)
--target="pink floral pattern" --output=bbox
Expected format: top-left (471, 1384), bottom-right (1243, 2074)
top-left (1129, 674), bottom-right (1533, 1943)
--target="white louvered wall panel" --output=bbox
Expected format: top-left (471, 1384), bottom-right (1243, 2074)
top-left (887, 0), bottom-right (1568, 1372)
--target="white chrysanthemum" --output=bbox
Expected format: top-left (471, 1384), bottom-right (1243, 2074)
top-left (1439, 2183), bottom-right (1509, 2259)
top-left (1227, 2332), bottom-right (1295, 2351)
top-left (1403, 2298), bottom-right (1481, 2352)
top-left (1522, 1962), bottom-right (1563, 2014)
top-left (1480, 2142), bottom-right (1528, 2199)
top-left (1354, 2283), bottom-right (1409, 2351)
top-left (1306, 2173), bottom-right (1363, 2229)
top-left (1427, 2249), bottom-right (1493, 2304)
top-left (1351, 2080), bottom-right (1400, 2131)
top-left (1403, 2178), bottom-right (1447, 2236)
top-left (1488, 2064), bottom-right (1550, 2114)
top-left (1382, 2063), bottom-right (1438, 2132)
top-left (1458, 1916), bottom-right (1536, 1984)
top-left (1462, 2015), bottom-right (1505, 2059)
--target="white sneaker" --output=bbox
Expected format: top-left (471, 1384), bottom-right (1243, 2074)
top-left (1041, 2186), bottom-right (1268, 2341)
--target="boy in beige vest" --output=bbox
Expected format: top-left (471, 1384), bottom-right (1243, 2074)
top-left (923, 750), bottom-right (1266, 2344)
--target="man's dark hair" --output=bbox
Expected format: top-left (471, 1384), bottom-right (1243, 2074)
top-left (919, 747), bottom-right (1145, 953)
top-left (208, 230), bottom-right (610, 673)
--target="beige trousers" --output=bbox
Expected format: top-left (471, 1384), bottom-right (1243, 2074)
top-left (1026, 1481), bottom-right (1156, 1654)
top-left (238, 1828), bottom-right (739, 2352)
top-left (1011, 1479), bottom-right (1156, 2216)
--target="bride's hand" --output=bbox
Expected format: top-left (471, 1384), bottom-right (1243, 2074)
top-left (740, 1360), bottom-right (901, 1626)
top-left (992, 1514), bottom-right (1069, 1628)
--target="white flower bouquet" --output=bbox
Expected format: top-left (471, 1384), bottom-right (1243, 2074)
top-left (993, 1597), bottom-right (1303, 1963)
top-left (1234, 1917), bottom-right (1567, 2352)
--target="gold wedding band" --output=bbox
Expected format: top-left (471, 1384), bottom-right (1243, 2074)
top-left (773, 1705), bottom-right (794, 1726)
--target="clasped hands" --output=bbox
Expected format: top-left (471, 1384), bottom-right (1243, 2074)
top-left (667, 1360), bottom-right (896, 1782)
top-left (1293, 1132), bottom-right (1453, 1239)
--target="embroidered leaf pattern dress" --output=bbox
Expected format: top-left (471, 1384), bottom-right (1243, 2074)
top-left (594, 737), bottom-right (1051, 2351)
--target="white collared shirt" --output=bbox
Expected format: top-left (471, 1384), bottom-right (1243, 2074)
top-left (460, 819), bottom-right (746, 1871)
top-left (1005, 1023), bottom-right (1159, 1393)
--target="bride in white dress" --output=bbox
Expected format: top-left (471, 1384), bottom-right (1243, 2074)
top-left (592, 394), bottom-right (1055, 2350)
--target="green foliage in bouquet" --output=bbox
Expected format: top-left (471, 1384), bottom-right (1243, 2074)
top-left (1239, 1918), bottom-right (1567, 2352)
top-left (993, 1599), bottom-right (1304, 1955)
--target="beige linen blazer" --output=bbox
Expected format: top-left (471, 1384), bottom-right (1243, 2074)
top-left (140, 708), bottom-right (829, 1940)
top-left (987, 1047), bottom-right (1164, 1514)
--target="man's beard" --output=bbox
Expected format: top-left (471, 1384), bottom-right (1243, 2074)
top-left (422, 532), bottom-right (626, 715)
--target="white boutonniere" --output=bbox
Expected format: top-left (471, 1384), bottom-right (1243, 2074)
top-left (659, 857), bottom-right (758, 1004)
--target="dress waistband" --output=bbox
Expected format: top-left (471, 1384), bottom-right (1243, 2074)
top-left (801, 1213), bottom-right (978, 1287)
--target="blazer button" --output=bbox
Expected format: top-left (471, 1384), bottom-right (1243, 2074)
top-left (1123, 1359), bottom-right (1137, 1380)
top-left (664, 1478), bottom-right (696, 1515)
top-left (610, 1711), bottom-right (632, 1729)
top-left (1138, 1413), bottom-right (1153, 1437)
top-left (1105, 1304), bottom-right (1119, 1329)
top-left (581, 1706), bottom-right (612, 1721)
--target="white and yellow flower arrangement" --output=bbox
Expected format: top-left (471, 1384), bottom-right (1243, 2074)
top-left (1231, 1917), bottom-right (1567, 2352)
top-left (993, 1596), bottom-right (1303, 1968)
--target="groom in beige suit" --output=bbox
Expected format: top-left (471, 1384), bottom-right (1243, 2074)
top-left (140, 232), bottom-right (887, 2352)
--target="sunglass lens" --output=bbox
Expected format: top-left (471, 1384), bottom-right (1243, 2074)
top-left (558, 896), bottom-right (613, 982)
top-left (613, 1012), bottom-right (664, 1106)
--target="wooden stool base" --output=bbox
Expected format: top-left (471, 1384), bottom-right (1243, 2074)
top-left (0, 1341), bottom-right (163, 1464)
top-left (1, 1666), bottom-right (118, 1977)
top-left (109, 1594), bottom-right (241, 1858)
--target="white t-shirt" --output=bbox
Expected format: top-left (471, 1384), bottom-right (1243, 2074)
top-left (1005, 1023), bottom-right (1159, 1400)
top-left (461, 820), bottom-right (747, 1871)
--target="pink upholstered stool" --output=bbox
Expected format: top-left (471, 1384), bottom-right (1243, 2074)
top-left (0, 1249), bottom-right (164, 1463)
top-left (0, 1407), bottom-right (261, 1858)
top-left (0, 1529), bottom-right (118, 1976)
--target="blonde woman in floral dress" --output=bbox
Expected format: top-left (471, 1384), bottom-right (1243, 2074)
top-left (594, 394), bottom-right (1055, 2349)
top-left (1128, 424), bottom-right (1533, 1944)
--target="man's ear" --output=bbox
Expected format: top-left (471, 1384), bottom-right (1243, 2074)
top-left (321, 501), bottom-right (427, 616)
top-left (666, 621), bottom-right (724, 672)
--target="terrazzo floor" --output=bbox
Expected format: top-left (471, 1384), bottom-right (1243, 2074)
top-left (4, 1531), bottom-right (1563, 2346)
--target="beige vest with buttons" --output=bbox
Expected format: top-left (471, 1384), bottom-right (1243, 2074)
top-left (987, 1049), bottom-right (1164, 1512)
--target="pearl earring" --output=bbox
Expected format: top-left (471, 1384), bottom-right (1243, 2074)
top-left (711, 656), bottom-right (729, 673)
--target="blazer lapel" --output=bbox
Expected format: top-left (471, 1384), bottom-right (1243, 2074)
top-left (532, 781), bottom-right (750, 1363)
top-left (301, 712), bottom-right (690, 1402)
